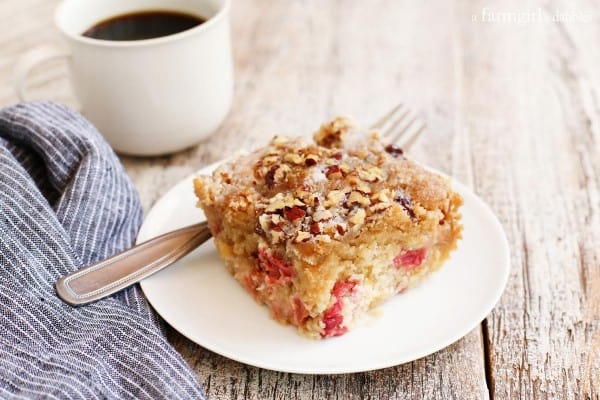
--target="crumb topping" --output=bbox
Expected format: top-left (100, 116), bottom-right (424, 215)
top-left (197, 116), bottom-right (454, 247)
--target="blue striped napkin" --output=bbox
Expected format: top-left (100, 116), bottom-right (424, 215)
top-left (0, 102), bottom-right (205, 399)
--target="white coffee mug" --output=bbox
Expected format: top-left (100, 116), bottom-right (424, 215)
top-left (14, 0), bottom-right (233, 156)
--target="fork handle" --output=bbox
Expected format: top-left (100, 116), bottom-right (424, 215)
top-left (55, 222), bottom-right (211, 306)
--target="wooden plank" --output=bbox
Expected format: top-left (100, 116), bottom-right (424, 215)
top-left (458, 0), bottom-right (600, 398)
top-left (0, 0), bottom-right (62, 106)
top-left (168, 326), bottom-right (487, 400)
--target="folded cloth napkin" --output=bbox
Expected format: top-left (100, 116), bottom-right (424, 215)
top-left (0, 102), bottom-right (205, 399)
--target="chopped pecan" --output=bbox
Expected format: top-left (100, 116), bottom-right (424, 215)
top-left (335, 224), bottom-right (347, 235)
top-left (284, 206), bottom-right (306, 222)
top-left (325, 165), bottom-right (343, 179)
top-left (372, 189), bottom-right (391, 203)
top-left (355, 182), bottom-right (372, 194)
top-left (358, 166), bottom-right (382, 182)
top-left (324, 190), bottom-right (346, 207)
top-left (305, 154), bottom-right (319, 166)
top-left (294, 231), bottom-right (311, 243)
top-left (347, 191), bottom-right (371, 207)
top-left (265, 193), bottom-right (288, 213)
top-left (274, 164), bottom-right (291, 182)
top-left (313, 117), bottom-right (352, 148)
top-left (313, 209), bottom-right (334, 221)
top-left (292, 198), bottom-right (306, 207)
top-left (370, 202), bottom-right (392, 213)
top-left (313, 196), bottom-right (320, 207)
top-left (315, 234), bottom-right (332, 243)
top-left (272, 135), bottom-right (290, 146)
top-left (262, 155), bottom-right (279, 165)
top-left (270, 230), bottom-right (285, 244)
top-left (284, 153), bottom-right (305, 164)
top-left (349, 208), bottom-right (366, 226)
top-left (347, 175), bottom-right (360, 186)
top-left (310, 222), bottom-right (321, 234)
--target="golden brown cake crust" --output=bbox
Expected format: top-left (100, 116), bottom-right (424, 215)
top-left (194, 117), bottom-right (463, 338)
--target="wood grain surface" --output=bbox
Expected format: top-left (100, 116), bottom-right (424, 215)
top-left (0, 0), bottom-right (598, 399)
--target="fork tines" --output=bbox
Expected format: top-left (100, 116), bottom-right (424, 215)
top-left (370, 103), bottom-right (426, 151)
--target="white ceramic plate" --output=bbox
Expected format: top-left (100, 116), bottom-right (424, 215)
top-left (138, 162), bottom-right (510, 374)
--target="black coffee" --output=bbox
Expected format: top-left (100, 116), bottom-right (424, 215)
top-left (82, 11), bottom-right (205, 41)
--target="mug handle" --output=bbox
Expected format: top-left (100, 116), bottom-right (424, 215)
top-left (13, 45), bottom-right (71, 102)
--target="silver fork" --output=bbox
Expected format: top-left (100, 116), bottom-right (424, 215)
top-left (55, 104), bottom-right (426, 305)
top-left (371, 102), bottom-right (426, 150)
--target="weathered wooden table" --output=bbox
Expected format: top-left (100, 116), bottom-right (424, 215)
top-left (1, 0), bottom-right (599, 398)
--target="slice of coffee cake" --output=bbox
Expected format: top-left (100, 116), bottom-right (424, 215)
top-left (194, 117), bottom-right (463, 339)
